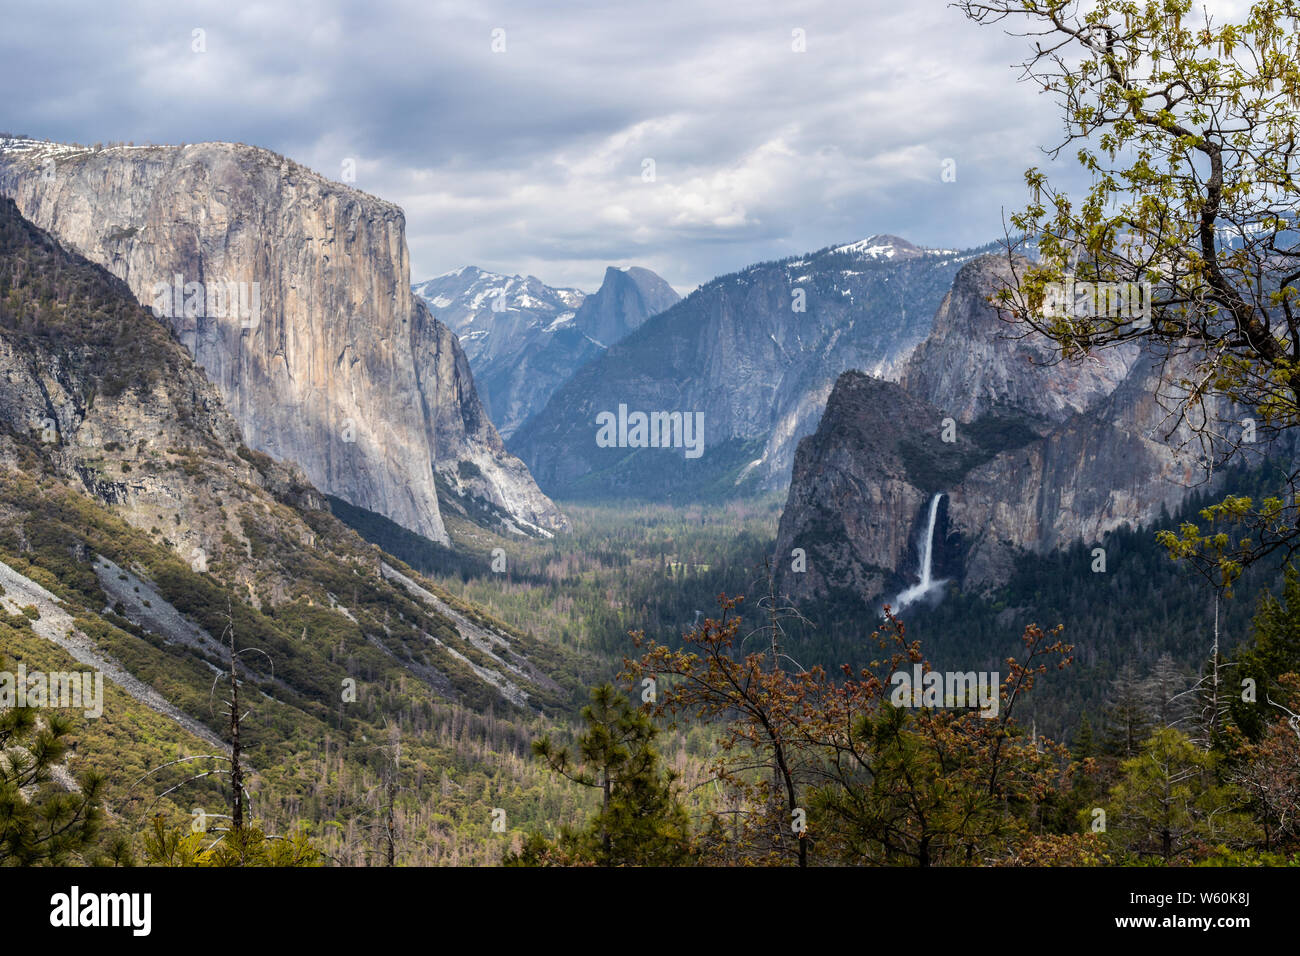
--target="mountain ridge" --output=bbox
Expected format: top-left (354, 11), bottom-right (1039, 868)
top-left (0, 194), bottom-right (588, 862)
top-left (774, 252), bottom-right (1285, 606)
top-left (414, 262), bottom-right (679, 438)
top-left (509, 235), bottom-right (1000, 500)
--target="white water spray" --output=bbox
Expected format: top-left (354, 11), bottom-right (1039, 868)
top-left (893, 493), bottom-right (944, 610)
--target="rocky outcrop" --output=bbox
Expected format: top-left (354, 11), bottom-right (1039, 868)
top-left (0, 193), bottom-right (325, 595)
top-left (775, 256), bottom-right (1262, 606)
top-left (572, 266), bottom-right (680, 348)
top-left (0, 195), bottom-right (575, 715)
top-left (408, 297), bottom-right (568, 534)
top-left (773, 372), bottom-right (966, 603)
top-left (900, 255), bottom-right (1139, 428)
top-left (414, 264), bottom-right (679, 438)
top-left (949, 353), bottom-right (1222, 587)
top-left (0, 138), bottom-right (566, 542)
top-left (511, 236), bottom-right (994, 500)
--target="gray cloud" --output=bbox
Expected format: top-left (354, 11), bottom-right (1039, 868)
top-left (2, 0), bottom-right (1094, 292)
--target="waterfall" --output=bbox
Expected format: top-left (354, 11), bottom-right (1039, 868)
top-left (893, 493), bottom-right (944, 610)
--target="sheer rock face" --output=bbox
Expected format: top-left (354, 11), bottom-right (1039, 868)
top-left (573, 266), bottom-right (680, 348)
top-left (772, 372), bottom-right (953, 604)
top-left (947, 351), bottom-right (1249, 588)
top-left (900, 255), bottom-right (1140, 429)
top-left (776, 256), bottom-right (1242, 606)
top-left (511, 236), bottom-right (981, 501)
top-left (777, 361), bottom-right (1213, 607)
top-left (413, 264), bottom-right (678, 439)
top-left (0, 196), bottom-right (575, 715)
top-left (408, 296), bottom-right (569, 535)
top-left (0, 194), bottom-right (323, 594)
top-left (0, 139), bottom-right (566, 543)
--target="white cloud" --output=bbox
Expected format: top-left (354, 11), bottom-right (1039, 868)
top-left (1, 0), bottom-right (1100, 291)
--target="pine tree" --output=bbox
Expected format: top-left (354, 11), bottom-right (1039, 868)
top-left (523, 683), bottom-right (691, 866)
top-left (1072, 713), bottom-right (1096, 761)
top-left (1232, 569), bottom-right (1300, 741)
top-left (0, 655), bottom-right (104, 864)
top-left (1102, 727), bottom-right (1254, 863)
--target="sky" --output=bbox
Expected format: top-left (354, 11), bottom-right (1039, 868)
top-left (0, 0), bottom-right (1220, 294)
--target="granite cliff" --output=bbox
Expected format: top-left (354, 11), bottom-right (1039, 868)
top-left (899, 254), bottom-right (1140, 429)
top-left (0, 138), bottom-right (566, 544)
top-left (776, 254), bottom-right (1258, 606)
top-left (0, 193), bottom-right (574, 721)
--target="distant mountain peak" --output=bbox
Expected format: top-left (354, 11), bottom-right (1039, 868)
top-left (574, 265), bottom-right (680, 346)
top-left (831, 234), bottom-right (921, 259)
top-left (511, 238), bottom-right (980, 501)
top-left (412, 263), bottom-right (678, 439)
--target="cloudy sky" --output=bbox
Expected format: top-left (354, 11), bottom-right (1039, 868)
top-left (2, 0), bottom-right (1138, 293)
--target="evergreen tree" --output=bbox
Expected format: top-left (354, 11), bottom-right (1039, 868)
top-left (522, 683), bottom-right (691, 866)
top-left (1072, 713), bottom-right (1096, 761)
top-left (142, 816), bottom-right (321, 866)
top-left (0, 655), bottom-right (104, 864)
top-left (1103, 663), bottom-right (1153, 758)
top-left (1246, 570), bottom-right (1300, 680)
top-left (1102, 727), bottom-right (1254, 863)
top-left (1232, 569), bottom-right (1300, 740)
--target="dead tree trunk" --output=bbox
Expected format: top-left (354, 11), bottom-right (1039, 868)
top-left (227, 606), bottom-right (243, 832)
